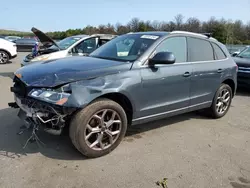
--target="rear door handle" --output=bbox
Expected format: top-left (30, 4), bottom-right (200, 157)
top-left (183, 72), bottom-right (191, 77)
top-left (217, 69), bottom-right (223, 73)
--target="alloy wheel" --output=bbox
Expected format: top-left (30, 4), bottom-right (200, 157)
top-left (0, 52), bottom-right (8, 64)
top-left (216, 88), bottom-right (231, 114)
top-left (84, 109), bottom-right (122, 151)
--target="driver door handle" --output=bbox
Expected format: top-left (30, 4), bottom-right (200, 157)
top-left (183, 72), bottom-right (191, 77)
top-left (217, 68), bottom-right (223, 73)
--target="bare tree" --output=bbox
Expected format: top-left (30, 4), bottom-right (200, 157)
top-left (115, 23), bottom-right (130, 35)
top-left (174, 14), bottom-right (184, 30)
top-left (246, 22), bottom-right (250, 41)
top-left (39, 16), bottom-right (250, 44)
top-left (225, 20), bottom-right (234, 44)
top-left (128, 18), bottom-right (140, 32)
top-left (184, 17), bottom-right (201, 32)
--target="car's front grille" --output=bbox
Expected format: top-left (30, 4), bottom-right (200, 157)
top-left (238, 66), bottom-right (250, 73)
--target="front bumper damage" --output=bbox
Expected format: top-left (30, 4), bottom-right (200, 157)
top-left (9, 96), bottom-right (76, 148)
top-left (8, 76), bottom-right (77, 148)
top-left (9, 96), bottom-right (75, 135)
top-left (11, 95), bottom-right (77, 135)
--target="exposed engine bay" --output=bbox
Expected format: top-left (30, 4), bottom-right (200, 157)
top-left (23, 47), bottom-right (59, 63)
top-left (8, 76), bottom-right (76, 147)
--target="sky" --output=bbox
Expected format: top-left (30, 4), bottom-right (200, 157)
top-left (1, 0), bottom-right (250, 32)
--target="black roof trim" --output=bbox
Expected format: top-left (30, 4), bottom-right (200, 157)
top-left (201, 33), bottom-right (212, 38)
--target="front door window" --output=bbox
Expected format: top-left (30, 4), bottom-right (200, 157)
top-left (73, 38), bottom-right (98, 54)
top-left (155, 36), bottom-right (187, 63)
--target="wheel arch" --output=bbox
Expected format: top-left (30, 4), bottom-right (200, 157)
top-left (222, 78), bottom-right (236, 97)
top-left (0, 49), bottom-right (11, 58)
top-left (95, 92), bottom-right (134, 126)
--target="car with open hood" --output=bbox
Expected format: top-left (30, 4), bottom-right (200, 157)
top-left (21, 27), bottom-right (117, 66)
top-left (232, 46), bottom-right (250, 88)
top-left (9, 31), bottom-right (237, 158)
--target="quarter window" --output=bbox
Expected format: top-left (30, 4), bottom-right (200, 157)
top-left (187, 37), bottom-right (214, 62)
top-left (212, 43), bottom-right (226, 60)
top-left (155, 37), bottom-right (187, 63)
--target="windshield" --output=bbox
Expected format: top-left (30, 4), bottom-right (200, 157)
top-left (50, 36), bottom-right (82, 50)
top-left (6, 36), bottom-right (20, 39)
top-left (237, 47), bottom-right (250, 58)
top-left (89, 34), bottom-right (160, 62)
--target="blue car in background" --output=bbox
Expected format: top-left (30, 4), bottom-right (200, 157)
top-left (233, 46), bottom-right (250, 88)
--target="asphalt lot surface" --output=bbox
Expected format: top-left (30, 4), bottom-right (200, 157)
top-left (0, 53), bottom-right (250, 188)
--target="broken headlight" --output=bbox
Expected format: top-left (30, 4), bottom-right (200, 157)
top-left (28, 84), bottom-right (71, 105)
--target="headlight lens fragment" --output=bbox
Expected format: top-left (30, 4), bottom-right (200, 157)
top-left (28, 85), bottom-right (71, 105)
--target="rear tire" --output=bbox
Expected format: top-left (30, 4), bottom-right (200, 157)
top-left (69, 98), bottom-right (127, 158)
top-left (0, 50), bottom-right (10, 64)
top-left (208, 83), bottom-right (232, 118)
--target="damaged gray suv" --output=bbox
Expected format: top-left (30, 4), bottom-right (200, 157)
top-left (9, 31), bottom-right (237, 158)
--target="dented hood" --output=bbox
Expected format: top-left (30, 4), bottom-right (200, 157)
top-left (31, 27), bottom-right (59, 48)
top-left (15, 56), bottom-right (131, 88)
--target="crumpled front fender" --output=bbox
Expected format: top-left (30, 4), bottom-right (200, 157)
top-left (63, 73), bottom-right (139, 111)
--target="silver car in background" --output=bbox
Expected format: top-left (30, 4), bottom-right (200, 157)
top-left (21, 27), bottom-right (117, 66)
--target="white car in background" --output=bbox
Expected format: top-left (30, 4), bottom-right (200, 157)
top-left (0, 38), bottom-right (17, 64)
top-left (21, 27), bottom-right (117, 66)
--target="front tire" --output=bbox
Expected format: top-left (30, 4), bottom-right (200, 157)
top-left (0, 50), bottom-right (10, 64)
top-left (69, 98), bottom-right (127, 158)
top-left (209, 83), bottom-right (232, 118)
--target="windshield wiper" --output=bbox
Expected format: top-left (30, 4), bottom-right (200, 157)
top-left (236, 54), bottom-right (244, 58)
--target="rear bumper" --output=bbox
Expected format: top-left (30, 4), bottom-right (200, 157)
top-left (9, 46), bottom-right (17, 58)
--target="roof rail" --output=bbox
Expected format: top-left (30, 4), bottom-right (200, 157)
top-left (171, 31), bottom-right (217, 41)
top-left (201, 33), bottom-right (212, 38)
top-left (90, 33), bottom-right (117, 37)
top-left (171, 31), bottom-right (206, 38)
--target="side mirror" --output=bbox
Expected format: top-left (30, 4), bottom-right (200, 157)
top-left (68, 49), bottom-right (73, 54)
top-left (231, 52), bottom-right (239, 57)
top-left (148, 51), bottom-right (175, 66)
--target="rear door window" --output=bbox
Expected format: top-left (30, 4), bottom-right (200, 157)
top-left (211, 43), bottom-right (226, 60)
top-left (187, 37), bottom-right (214, 62)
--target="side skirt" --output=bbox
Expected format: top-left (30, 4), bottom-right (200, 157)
top-left (131, 101), bottom-right (212, 125)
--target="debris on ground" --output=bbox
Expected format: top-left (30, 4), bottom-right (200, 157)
top-left (156, 178), bottom-right (168, 188)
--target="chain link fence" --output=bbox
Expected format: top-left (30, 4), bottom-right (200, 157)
top-left (226, 44), bottom-right (248, 54)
